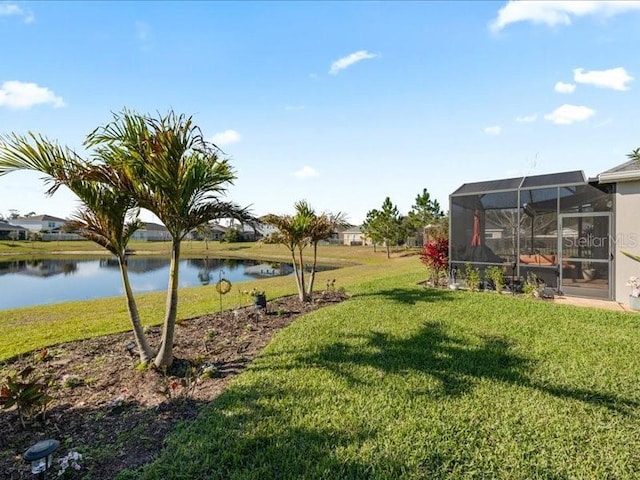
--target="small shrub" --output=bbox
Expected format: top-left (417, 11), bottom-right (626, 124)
top-left (523, 272), bottom-right (542, 298)
top-left (485, 266), bottom-right (505, 292)
top-left (62, 375), bottom-right (83, 389)
top-left (159, 359), bottom-right (202, 400)
top-left (34, 348), bottom-right (51, 363)
top-left (205, 329), bottom-right (217, 341)
top-left (420, 239), bottom-right (449, 287)
top-left (0, 366), bottom-right (53, 428)
top-left (326, 278), bottom-right (336, 292)
top-left (464, 263), bottom-right (481, 291)
top-left (106, 393), bottom-right (128, 412)
top-left (200, 363), bottom-right (218, 379)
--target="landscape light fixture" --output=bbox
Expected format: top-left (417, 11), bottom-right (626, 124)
top-left (23, 439), bottom-right (59, 478)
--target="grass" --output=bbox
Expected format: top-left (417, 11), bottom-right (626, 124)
top-left (0, 244), bottom-right (419, 362)
top-left (3, 242), bottom-right (640, 478)
top-left (0, 239), bottom-right (392, 265)
top-left (121, 273), bottom-right (640, 479)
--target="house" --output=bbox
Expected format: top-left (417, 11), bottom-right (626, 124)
top-left (228, 220), bottom-right (274, 242)
top-left (340, 225), bottom-right (370, 246)
top-left (131, 222), bottom-right (171, 241)
top-left (0, 221), bottom-right (29, 240)
top-left (597, 157), bottom-right (640, 304)
top-left (450, 164), bottom-right (640, 304)
top-left (11, 214), bottom-right (67, 233)
top-left (210, 224), bottom-right (228, 240)
top-left (185, 223), bottom-right (228, 241)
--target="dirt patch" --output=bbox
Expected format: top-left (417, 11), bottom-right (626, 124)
top-left (0, 292), bottom-right (347, 479)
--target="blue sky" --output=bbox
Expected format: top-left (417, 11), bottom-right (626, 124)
top-left (1, 1), bottom-right (640, 224)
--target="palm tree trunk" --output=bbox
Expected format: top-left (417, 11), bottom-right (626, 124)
top-left (306, 241), bottom-right (318, 300)
top-left (297, 246), bottom-right (308, 302)
top-left (118, 255), bottom-right (153, 364)
top-left (154, 239), bottom-right (181, 368)
top-left (290, 248), bottom-right (305, 302)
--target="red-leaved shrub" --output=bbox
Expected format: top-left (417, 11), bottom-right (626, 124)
top-left (420, 239), bottom-right (449, 286)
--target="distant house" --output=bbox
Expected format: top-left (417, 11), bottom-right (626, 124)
top-left (12, 214), bottom-right (67, 233)
top-left (131, 222), bottom-right (171, 241)
top-left (227, 221), bottom-right (275, 242)
top-left (0, 221), bottom-right (29, 240)
top-left (340, 225), bottom-right (370, 246)
top-left (185, 223), bottom-right (228, 241)
top-left (210, 224), bottom-right (228, 240)
top-left (328, 225), bottom-right (349, 244)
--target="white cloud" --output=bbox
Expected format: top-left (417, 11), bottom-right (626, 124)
top-left (544, 104), bottom-right (595, 125)
top-left (0, 3), bottom-right (21, 15)
top-left (554, 81), bottom-right (576, 93)
top-left (0, 3), bottom-right (34, 23)
top-left (292, 166), bottom-right (319, 179)
top-left (484, 126), bottom-right (502, 135)
top-left (491, 1), bottom-right (640, 32)
top-left (329, 50), bottom-right (377, 75)
top-left (210, 129), bottom-right (241, 146)
top-left (0, 81), bottom-right (65, 109)
top-left (573, 67), bottom-right (633, 91)
top-left (515, 113), bottom-right (538, 123)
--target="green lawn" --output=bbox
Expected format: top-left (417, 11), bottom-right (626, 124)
top-left (122, 272), bottom-right (640, 479)
top-left (0, 239), bottom-right (391, 265)
top-left (3, 243), bottom-right (639, 478)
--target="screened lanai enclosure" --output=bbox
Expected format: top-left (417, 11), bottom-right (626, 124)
top-left (450, 171), bottom-right (615, 299)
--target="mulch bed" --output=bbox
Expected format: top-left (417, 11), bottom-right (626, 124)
top-left (0, 291), bottom-right (347, 479)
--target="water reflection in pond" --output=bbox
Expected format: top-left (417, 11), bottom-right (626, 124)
top-left (0, 257), bottom-right (326, 310)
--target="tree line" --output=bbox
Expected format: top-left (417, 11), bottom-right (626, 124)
top-left (362, 189), bottom-right (448, 258)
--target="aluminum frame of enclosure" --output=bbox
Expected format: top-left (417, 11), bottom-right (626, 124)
top-left (449, 171), bottom-right (614, 298)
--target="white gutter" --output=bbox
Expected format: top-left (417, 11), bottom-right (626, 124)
top-left (598, 171), bottom-right (640, 184)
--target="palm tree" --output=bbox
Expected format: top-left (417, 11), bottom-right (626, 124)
top-left (264, 201), bottom-right (347, 302)
top-left (195, 222), bottom-right (214, 250)
top-left (262, 210), bottom-right (310, 302)
top-left (85, 110), bottom-right (254, 368)
top-left (65, 186), bottom-right (153, 363)
top-left (0, 133), bottom-right (153, 363)
top-left (301, 203), bottom-right (348, 299)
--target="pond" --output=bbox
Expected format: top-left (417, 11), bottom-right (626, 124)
top-left (0, 257), bottom-right (324, 310)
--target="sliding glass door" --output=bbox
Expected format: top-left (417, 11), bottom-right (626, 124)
top-left (558, 213), bottom-right (612, 299)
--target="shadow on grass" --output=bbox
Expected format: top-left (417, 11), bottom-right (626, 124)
top-left (126, 384), bottom-right (421, 480)
top-left (224, 245), bottom-right (252, 251)
top-left (121, 327), bottom-right (639, 478)
top-left (297, 321), bottom-right (529, 397)
top-left (296, 321), bottom-right (640, 414)
top-left (353, 287), bottom-right (456, 305)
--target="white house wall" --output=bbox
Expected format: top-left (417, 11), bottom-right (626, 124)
top-left (614, 181), bottom-right (640, 303)
top-left (13, 219), bottom-right (66, 232)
